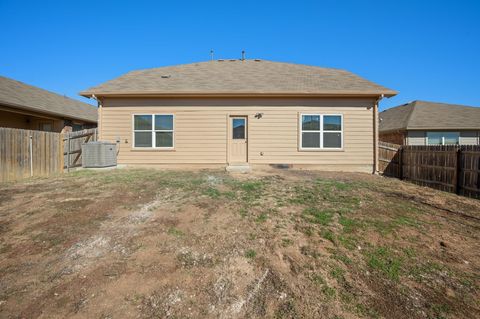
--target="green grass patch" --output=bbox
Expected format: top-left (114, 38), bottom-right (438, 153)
top-left (311, 274), bottom-right (326, 285)
top-left (245, 249), bottom-right (257, 259)
top-left (167, 227), bottom-right (184, 237)
top-left (337, 235), bottom-right (357, 250)
top-left (315, 178), bottom-right (353, 191)
top-left (393, 215), bottom-right (421, 228)
top-left (229, 180), bottom-right (266, 204)
top-left (281, 238), bottom-right (294, 247)
top-left (238, 180), bottom-right (264, 192)
top-left (339, 290), bottom-right (355, 304)
top-left (431, 303), bottom-right (450, 319)
top-left (339, 216), bottom-right (362, 233)
top-left (366, 247), bottom-right (403, 281)
top-left (222, 191), bottom-right (236, 199)
top-left (371, 214), bottom-right (422, 235)
top-left (321, 285), bottom-right (336, 300)
top-left (256, 213), bottom-right (268, 223)
top-left (288, 186), bottom-right (318, 205)
top-left (302, 207), bottom-right (333, 225)
top-left (320, 229), bottom-right (336, 243)
top-left (310, 273), bottom-right (336, 300)
top-left (409, 261), bottom-right (447, 282)
top-left (239, 208), bottom-right (248, 218)
top-left (354, 303), bottom-right (380, 318)
top-left (203, 187), bottom-right (221, 198)
top-left (330, 266), bottom-right (346, 282)
top-left (332, 251), bottom-right (353, 265)
top-left (402, 247), bottom-right (416, 258)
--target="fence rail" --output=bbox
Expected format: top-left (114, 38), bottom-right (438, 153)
top-left (0, 127), bottom-right (97, 182)
top-left (379, 142), bottom-right (480, 199)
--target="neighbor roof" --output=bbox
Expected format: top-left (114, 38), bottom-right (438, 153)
top-left (379, 100), bottom-right (480, 132)
top-left (0, 76), bottom-right (97, 123)
top-left (80, 60), bottom-right (397, 97)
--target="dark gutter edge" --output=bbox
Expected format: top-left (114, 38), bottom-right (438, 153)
top-left (80, 92), bottom-right (398, 98)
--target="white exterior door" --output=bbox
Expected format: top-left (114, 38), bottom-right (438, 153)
top-left (228, 116), bottom-right (248, 164)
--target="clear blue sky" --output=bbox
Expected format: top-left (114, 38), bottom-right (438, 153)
top-left (1, 0), bottom-right (479, 110)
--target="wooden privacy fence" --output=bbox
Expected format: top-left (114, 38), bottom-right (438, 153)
top-left (0, 127), bottom-right (97, 182)
top-left (64, 128), bottom-right (97, 171)
top-left (0, 127), bottom-right (63, 182)
top-left (379, 141), bottom-right (480, 199)
top-left (378, 141), bottom-right (402, 177)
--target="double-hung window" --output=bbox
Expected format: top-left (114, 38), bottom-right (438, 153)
top-left (133, 114), bottom-right (174, 148)
top-left (300, 114), bottom-right (343, 149)
top-left (426, 132), bottom-right (459, 145)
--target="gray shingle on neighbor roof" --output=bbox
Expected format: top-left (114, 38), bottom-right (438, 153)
top-left (0, 76), bottom-right (97, 123)
top-left (80, 60), bottom-right (397, 97)
top-left (379, 100), bottom-right (480, 132)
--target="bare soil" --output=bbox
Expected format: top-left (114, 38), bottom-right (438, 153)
top-left (0, 168), bottom-right (479, 318)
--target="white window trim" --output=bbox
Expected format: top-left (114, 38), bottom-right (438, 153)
top-left (132, 114), bottom-right (175, 149)
top-left (426, 131), bottom-right (460, 146)
top-left (299, 114), bottom-right (343, 150)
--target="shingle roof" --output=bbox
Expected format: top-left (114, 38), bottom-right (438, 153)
top-left (80, 60), bottom-right (397, 97)
top-left (379, 100), bottom-right (480, 132)
top-left (0, 76), bottom-right (97, 123)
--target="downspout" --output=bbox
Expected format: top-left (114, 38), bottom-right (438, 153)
top-left (373, 94), bottom-right (384, 174)
top-left (91, 94), bottom-right (102, 140)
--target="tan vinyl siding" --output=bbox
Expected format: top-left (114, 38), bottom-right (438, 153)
top-left (100, 97), bottom-right (375, 171)
top-left (459, 131), bottom-right (480, 145)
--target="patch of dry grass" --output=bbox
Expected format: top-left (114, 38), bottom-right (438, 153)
top-left (0, 168), bottom-right (479, 318)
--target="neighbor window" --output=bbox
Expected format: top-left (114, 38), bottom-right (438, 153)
top-left (133, 114), bottom-right (174, 148)
top-left (300, 114), bottom-right (343, 149)
top-left (426, 132), bottom-right (459, 145)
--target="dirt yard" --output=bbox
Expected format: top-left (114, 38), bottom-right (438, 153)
top-left (0, 168), bottom-right (479, 319)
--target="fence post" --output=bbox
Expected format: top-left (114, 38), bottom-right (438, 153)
top-left (398, 147), bottom-right (403, 180)
top-left (29, 135), bottom-right (33, 177)
top-left (66, 133), bottom-right (71, 172)
top-left (455, 148), bottom-right (462, 195)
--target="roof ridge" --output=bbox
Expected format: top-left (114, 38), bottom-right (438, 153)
top-left (404, 101), bottom-right (418, 129)
top-left (414, 100), bottom-right (480, 109)
top-left (127, 60), bottom-right (351, 74)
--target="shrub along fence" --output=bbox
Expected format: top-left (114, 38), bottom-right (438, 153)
top-left (379, 141), bottom-right (480, 199)
top-left (0, 127), bottom-right (97, 182)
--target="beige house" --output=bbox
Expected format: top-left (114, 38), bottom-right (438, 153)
top-left (0, 76), bottom-right (97, 132)
top-left (81, 60), bottom-right (396, 172)
top-left (380, 100), bottom-right (480, 146)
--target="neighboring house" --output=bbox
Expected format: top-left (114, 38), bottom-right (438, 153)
top-left (81, 60), bottom-right (396, 172)
top-left (0, 76), bottom-right (97, 132)
top-left (379, 100), bottom-right (480, 146)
